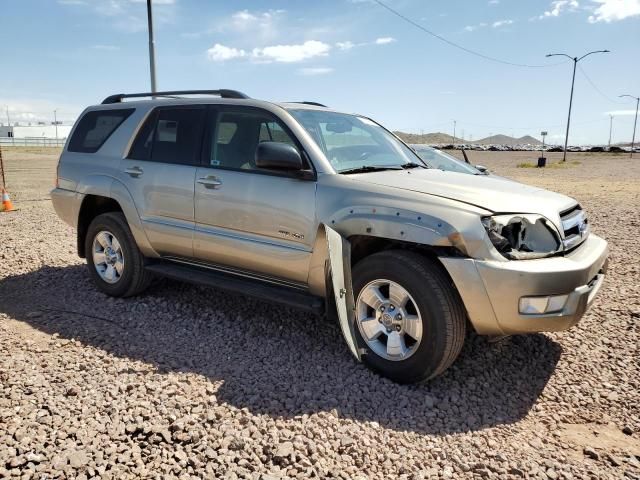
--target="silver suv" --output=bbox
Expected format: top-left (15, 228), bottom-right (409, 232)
top-left (52, 89), bottom-right (608, 383)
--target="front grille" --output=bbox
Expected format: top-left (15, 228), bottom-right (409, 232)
top-left (560, 204), bottom-right (589, 251)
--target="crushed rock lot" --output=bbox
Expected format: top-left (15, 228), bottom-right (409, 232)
top-left (1, 149), bottom-right (639, 479)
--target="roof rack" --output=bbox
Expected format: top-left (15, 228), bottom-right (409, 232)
top-left (290, 101), bottom-right (328, 108)
top-left (101, 89), bottom-right (250, 105)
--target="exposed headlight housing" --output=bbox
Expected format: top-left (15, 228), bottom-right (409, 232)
top-left (482, 214), bottom-right (562, 260)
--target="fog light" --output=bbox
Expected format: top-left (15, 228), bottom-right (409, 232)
top-left (519, 294), bottom-right (568, 315)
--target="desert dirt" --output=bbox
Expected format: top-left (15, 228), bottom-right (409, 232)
top-left (0, 147), bottom-right (639, 479)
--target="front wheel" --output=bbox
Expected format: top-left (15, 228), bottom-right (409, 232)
top-left (352, 250), bottom-right (466, 384)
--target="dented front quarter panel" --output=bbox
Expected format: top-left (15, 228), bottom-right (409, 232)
top-left (315, 173), bottom-right (496, 259)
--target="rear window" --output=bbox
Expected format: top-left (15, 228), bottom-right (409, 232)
top-left (68, 109), bottom-right (134, 153)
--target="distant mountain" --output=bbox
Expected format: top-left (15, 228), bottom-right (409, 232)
top-left (394, 131), bottom-right (542, 145)
top-left (475, 134), bottom-right (542, 145)
top-left (394, 132), bottom-right (462, 144)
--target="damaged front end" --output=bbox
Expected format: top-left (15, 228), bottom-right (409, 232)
top-left (482, 214), bottom-right (563, 260)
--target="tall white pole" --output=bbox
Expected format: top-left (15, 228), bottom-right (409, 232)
top-left (608, 114), bottom-right (613, 149)
top-left (53, 110), bottom-right (58, 141)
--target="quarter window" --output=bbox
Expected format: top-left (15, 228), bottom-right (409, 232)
top-left (68, 108), bottom-right (134, 153)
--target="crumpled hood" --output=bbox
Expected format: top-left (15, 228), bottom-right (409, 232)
top-left (350, 168), bottom-right (577, 226)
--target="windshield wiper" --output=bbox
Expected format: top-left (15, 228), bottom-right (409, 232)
top-left (339, 165), bottom-right (403, 175)
top-left (400, 162), bottom-right (427, 169)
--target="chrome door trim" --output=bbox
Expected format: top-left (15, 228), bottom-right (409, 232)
top-left (195, 222), bottom-right (311, 252)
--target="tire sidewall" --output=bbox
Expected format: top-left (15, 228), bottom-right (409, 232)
top-left (85, 213), bottom-right (138, 297)
top-left (352, 253), bottom-right (454, 383)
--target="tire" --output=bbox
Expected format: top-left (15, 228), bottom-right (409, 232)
top-left (85, 212), bottom-right (152, 297)
top-left (351, 250), bottom-right (466, 384)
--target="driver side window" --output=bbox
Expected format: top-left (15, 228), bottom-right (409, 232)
top-left (210, 110), bottom-right (299, 171)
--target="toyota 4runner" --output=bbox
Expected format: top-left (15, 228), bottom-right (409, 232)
top-left (51, 89), bottom-right (608, 383)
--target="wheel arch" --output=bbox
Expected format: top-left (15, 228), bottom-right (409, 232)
top-left (76, 179), bottom-right (155, 258)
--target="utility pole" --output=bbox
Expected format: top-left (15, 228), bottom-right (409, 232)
top-left (619, 94), bottom-right (639, 159)
top-left (53, 110), bottom-right (58, 141)
top-left (146, 0), bottom-right (158, 93)
top-left (452, 120), bottom-right (456, 145)
top-left (608, 114), bottom-right (613, 149)
top-left (5, 106), bottom-right (10, 126)
top-left (546, 50), bottom-right (609, 161)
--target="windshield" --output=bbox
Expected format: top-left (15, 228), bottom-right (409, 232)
top-left (410, 145), bottom-right (481, 175)
top-left (289, 109), bottom-right (423, 173)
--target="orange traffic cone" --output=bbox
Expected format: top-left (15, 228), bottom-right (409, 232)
top-left (1, 188), bottom-right (15, 212)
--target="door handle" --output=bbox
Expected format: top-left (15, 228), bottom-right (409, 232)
top-left (124, 166), bottom-right (144, 177)
top-left (197, 176), bottom-right (222, 189)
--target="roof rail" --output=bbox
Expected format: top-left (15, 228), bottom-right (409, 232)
top-left (290, 101), bottom-right (328, 108)
top-left (101, 89), bottom-right (250, 105)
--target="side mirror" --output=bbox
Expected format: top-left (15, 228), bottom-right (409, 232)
top-left (475, 164), bottom-right (488, 173)
top-left (255, 141), bottom-right (303, 171)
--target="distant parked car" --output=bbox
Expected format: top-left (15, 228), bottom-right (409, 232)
top-left (410, 145), bottom-right (486, 175)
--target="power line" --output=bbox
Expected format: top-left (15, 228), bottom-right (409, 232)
top-left (577, 64), bottom-right (626, 104)
top-left (372, 0), bottom-right (568, 68)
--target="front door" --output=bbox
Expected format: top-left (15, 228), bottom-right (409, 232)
top-left (193, 106), bottom-right (317, 285)
top-left (118, 105), bottom-right (206, 258)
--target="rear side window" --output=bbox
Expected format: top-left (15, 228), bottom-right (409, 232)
top-left (68, 109), bottom-right (134, 153)
top-left (128, 107), bottom-right (206, 165)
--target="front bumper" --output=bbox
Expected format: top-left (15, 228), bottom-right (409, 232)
top-left (440, 233), bottom-right (609, 335)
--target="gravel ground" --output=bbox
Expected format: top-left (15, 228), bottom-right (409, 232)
top-left (1, 148), bottom-right (639, 479)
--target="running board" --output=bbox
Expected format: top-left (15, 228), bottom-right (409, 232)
top-left (145, 261), bottom-right (325, 314)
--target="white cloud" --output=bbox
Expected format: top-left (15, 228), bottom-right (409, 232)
top-left (492, 19), bottom-right (514, 27)
top-left (488, 0), bottom-right (500, 4)
top-left (606, 110), bottom-right (639, 116)
top-left (207, 40), bottom-right (330, 63)
top-left (588, 0), bottom-right (640, 22)
top-left (230, 9), bottom-right (284, 31)
top-left (336, 41), bottom-right (356, 50)
top-left (207, 44), bottom-right (247, 61)
top-left (252, 40), bottom-right (331, 63)
top-left (374, 37), bottom-right (396, 45)
top-left (298, 67), bottom-right (334, 76)
top-left (538, 0), bottom-right (580, 19)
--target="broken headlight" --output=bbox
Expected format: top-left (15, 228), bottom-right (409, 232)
top-left (482, 214), bottom-right (562, 260)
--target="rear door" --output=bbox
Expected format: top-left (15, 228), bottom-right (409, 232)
top-left (118, 105), bottom-right (206, 258)
top-left (193, 106), bottom-right (317, 284)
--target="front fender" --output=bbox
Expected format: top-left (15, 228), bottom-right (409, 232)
top-left (324, 225), bottom-right (361, 361)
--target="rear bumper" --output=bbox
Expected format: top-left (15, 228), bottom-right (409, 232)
top-left (440, 234), bottom-right (609, 335)
top-left (51, 188), bottom-right (83, 228)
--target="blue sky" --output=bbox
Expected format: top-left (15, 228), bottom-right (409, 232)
top-left (1, 0), bottom-right (639, 144)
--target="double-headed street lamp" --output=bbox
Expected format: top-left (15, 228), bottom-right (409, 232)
top-left (546, 50), bottom-right (609, 161)
top-left (619, 94), bottom-right (639, 159)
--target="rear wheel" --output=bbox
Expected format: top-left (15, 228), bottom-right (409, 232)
top-left (352, 250), bottom-right (466, 383)
top-left (85, 212), bottom-right (152, 297)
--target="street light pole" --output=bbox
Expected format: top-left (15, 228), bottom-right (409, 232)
top-left (452, 120), bottom-right (456, 146)
top-left (146, 0), bottom-right (157, 93)
top-left (546, 50), bottom-right (609, 161)
top-left (619, 94), bottom-right (639, 159)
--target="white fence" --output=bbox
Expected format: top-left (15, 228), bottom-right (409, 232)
top-left (0, 137), bottom-right (66, 147)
